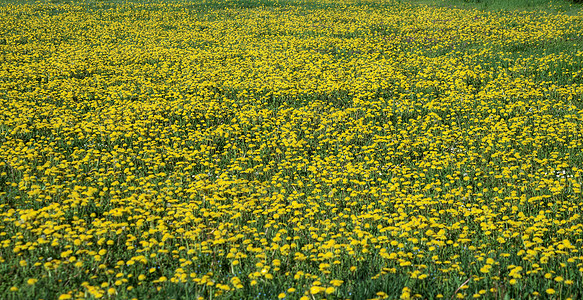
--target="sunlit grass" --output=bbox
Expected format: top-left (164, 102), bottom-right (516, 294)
top-left (414, 0), bottom-right (582, 13)
top-left (1, 0), bottom-right (583, 299)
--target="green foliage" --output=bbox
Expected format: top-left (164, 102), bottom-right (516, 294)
top-left (420, 0), bottom-right (582, 11)
top-left (1, 0), bottom-right (583, 299)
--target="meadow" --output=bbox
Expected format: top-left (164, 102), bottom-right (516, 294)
top-left (1, 0), bottom-right (583, 299)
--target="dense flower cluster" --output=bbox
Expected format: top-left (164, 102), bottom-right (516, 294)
top-left (1, 0), bottom-right (583, 299)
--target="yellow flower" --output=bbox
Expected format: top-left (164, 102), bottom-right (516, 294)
top-left (2, 1), bottom-right (583, 299)
top-left (330, 279), bottom-right (344, 287)
top-left (546, 289), bottom-right (555, 295)
top-left (278, 293), bottom-right (286, 299)
top-left (310, 286), bottom-right (321, 294)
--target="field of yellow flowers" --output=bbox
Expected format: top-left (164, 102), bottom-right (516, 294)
top-left (1, 0), bottom-right (583, 299)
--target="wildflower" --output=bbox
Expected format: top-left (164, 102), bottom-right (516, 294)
top-left (310, 286), bottom-right (321, 294)
top-left (330, 279), bottom-right (344, 287)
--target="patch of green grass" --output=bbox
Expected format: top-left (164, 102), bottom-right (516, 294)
top-left (1, 0), bottom-right (583, 299)
top-left (408, 0), bottom-right (583, 13)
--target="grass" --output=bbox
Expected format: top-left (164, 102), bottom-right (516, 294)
top-left (1, 0), bottom-right (583, 299)
top-left (408, 0), bottom-right (582, 13)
